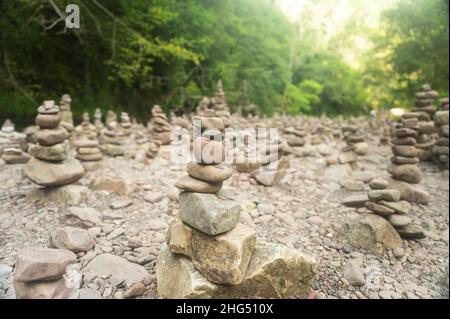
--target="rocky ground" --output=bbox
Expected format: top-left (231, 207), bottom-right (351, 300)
top-left (0, 133), bottom-right (448, 299)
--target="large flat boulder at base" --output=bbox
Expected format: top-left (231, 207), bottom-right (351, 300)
top-left (156, 242), bottom-right (317, 299)
top-left (85, 253), bottom-right (151, 287)
top-left (25, 185), bottom-right (89, 205)
top-left (179, 192), bottom-right (241, 236)
top-left (386, 178), bottom-right (431, 205)
top-left (23, 157), bottom-right (84, 187)
top-left (166, 219), bottom-right (256, 285)
top-left (338, 214), bottom-right (402, 255)
top-left (14, 277), bottom-right (74, 299)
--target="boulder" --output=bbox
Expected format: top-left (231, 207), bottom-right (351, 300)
top-left (387, 164), bottom-right (423, 184)
top-left (50, 227), bottom-right (95, 253)
top-left (26, 185), bottom-right (89, 205)
top-left (23, 157), bottom-right (84, 187)
top-left (178, 192), bottom-right (240, 236)
top-left (14, 247), bottom-right (77, 282)
top-left (156, 242), bottom-right (317, 299)
top-left (338, 214), bottom-right (402, 254)
top-left (343, 261), bottom-right (365, 286)
top-left (14, 276), bottom-right (74, 299)
top-left (166, 219), bottom-right (256, 285)
top-left (386, 178), bottom-right (430, 205)
top-left (90, 176), bottom-right (137, 196)
top-left (85, 254), bottom-right (152, 287)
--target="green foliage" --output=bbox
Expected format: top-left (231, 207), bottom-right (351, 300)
top-left (283, 81), bottom-right (323, 115)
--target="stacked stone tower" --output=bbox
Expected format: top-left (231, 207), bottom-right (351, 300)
top-left (339, 124), bottom-right (366, 170)
top-left (211, 80), bottom-right (232, 128)
top-left (120, 112), bottom-right (133, 137)
top-left (74, 112), bottom-right (103, 171)
top-left (100, 111), bottom-right (125, 157)
top-left (75, 112), bottom-right (97, 140)
top-left (59, 94), bottom-right (75, 135)
top-left (94, 108), bottom-right (104, 133)
top-left (413, 84), bottom-right (439, 161)
top-left (0, 120), bottom-right (30, 164)
top-left (432, 98), bottom-right (449, 169)
top-left (24, 101), bottom-right (84, 187)
top-left (150, 105), bottom-right (172, 145)
top-left (156, 111), bottom-right (317, 298)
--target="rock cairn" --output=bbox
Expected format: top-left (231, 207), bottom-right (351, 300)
top-left (24, 101), bottom-right (84, 187)
top-left (59, 94), bottom-right (75, 134)
top-left (284, 126), bottom-right (306, 148)
top-left (432, 97), bottom-right (449, 169)
top-left (235, 129), bottom-right (262, 173)
top-left (211, 80), bottom-right (232, 128)
top-left (74, 136), bottom-right (103, 172)
top-left (94, 108), bottom-right (104, 133)
top-left (156, 112), bottom-right (317, 298)
top-left (0, 119), bottom-right (30, 164)
top-left (100, 111), bottom-right (125, 157)
top-left (413, 84), bottom-right (439, 161)
top-left (150, 105), bottom-right (172, 145)
top-left (366, 180), bottom-right (425, 240)
top-left (14, 247), bottom-right (77, 299)
top-left (120, 112), bottom-right (133, 137)
top-left (75, 112), bottom-right (97, 140)
top-left (196, 97), bottom-right (211, 115)
top-left (250, 131), bottom-right (289, 186)
top-left (339, 125), bottom-right (366, 170)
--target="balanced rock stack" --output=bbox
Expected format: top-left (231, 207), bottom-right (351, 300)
top-left (156, 112), bottom-right (316, 298)
top-left (120, 112), bottom-right (133, 137)
top-left (24, 101), bottom-right (84, 187)
top-left (413, 84), bottom-right (439, 161)
top-left (94, 108), bottom-right (104, 133)
top-left (366, 179), bottom-right (425, 240)
top-left (74, 137), bottom-right (103, 171)
top-left (432, 97), bottom-right (449, 169)
top-left (146, 135), bottom-right (161, 160)
top-left (339, 125), bottom-right (366, 170)
top-left (0, 120), bottom-right (30, 164)
top-left (151, 105), bottom-right (172, 145)
top-left (75, 112), bottom-right (97, 140)
top-left (284, 126), bottom-right (306, 147)
top-left (59, 94), bottom-right (75, 134)
top-left (211, 80), bottom-right (232, 128)
top-left (235, 130), bottom-right (262, 173)
top-left (196, 97), bottom-right (211, 116)
top-left (14, 247), bottom-right (78, 299)
top-left (250, 131), bottom-right (289, 187)
top-left (100, 111), bottom-right (125, 157)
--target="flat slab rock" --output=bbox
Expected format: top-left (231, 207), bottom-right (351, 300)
top-left (26, 185), bottom-right (89, 205)
top-left (23, 157), bottom-right (84, 187)
top-left (338, 214), bottom-right (402, 255)
top-left (179, 192), bottom-right (241, 236)
top-left (85, 253), bottom-right (152, 287)
top-left (156, 242), bottom-right (317, 299)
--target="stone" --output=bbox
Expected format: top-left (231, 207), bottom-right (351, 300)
top-left (192, 116), bottom-right (225, 132)
top-left (166, 220), bottom-right (256, 285)
top-left (23, 157), bottom-right (84, 187)
top-left (395, 224), bottom-right (426, 240)
top-left (338, 151), bottom-right (357, 164)
top-left (391, 156), bottom-right (420, 165)
top-left (392, 247), bottom-right (405, 258)
top-left (0, 264), bottom-right (13, 277)
top-left (50, 227), bottom-right (95, 253)
top-left (90, 176), bottom-right (137, 196)
top-left (387, 164), bottom-right (423, 184)
top-left (123, 282), bottom-right (146, 298)
top-left (388, 215), bottom-right (412, 227)
top-left (392, 145), bottom-right (418, 158)
top-left (14, 276), bottom-right (73, 299)
top-left (85, 254), bottom-right (152, 286)
top-left (391, 137), bottom-right (417, 146)
top-left (110, 199), bottom-right (132, 210)
top-left (144, 192), bottom-right (165, 203)
top-left (386, 178), bottom-right (430, 205)
top-left (395, 128), bottom-right (418, 138)
top-left (369, 179), bottom-right (388, 190)
top-left (341, 180), bottom-right (365, 191)
top-left (28, 141), bottom-right (70, 161)
top-left (365, 202), bottom-right (395, 216)
top-left (368, 189), bottom-right (401, 202)
top-left (68, 207), bottom-right (103, 225)
top-left (338, 214), bottom-right (402, 254)
top-left (156, 242), bottom-right (317, 299)
top-left (178, 192), bottom-right (240, 235)
top-left (354, 142), bottom-right (369, 155)
top-left (193, 137), bottom-right (225, 164)
top-left (187, 163), bottom-right (233, 183)
top-left (76, 153), bottom-right (103, 161)
top-left (235, 160), bottom-right (262, 173)
top-left (176, 176), bottom-right (222, 194)
top-left (434, 111), bottom-right (449, 126)
top-left (343, 261), bottom-right (365, 286)
top-left (251, 157), bottom-right (289, 186)
top-left (418, 121), bottom-right (435, 134)
top-left (14, 247), bottom-right (77, 282)
top-left (26, 185), bottom-right (89, 205)
top-left (36, 127), bottom-right (69, 146)
top-left (36, 113), bottom-right (62, 129)
top-left (378, 200), bottom-right (410, 215)
top-left (342, 194), bottom-right (369, 208)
